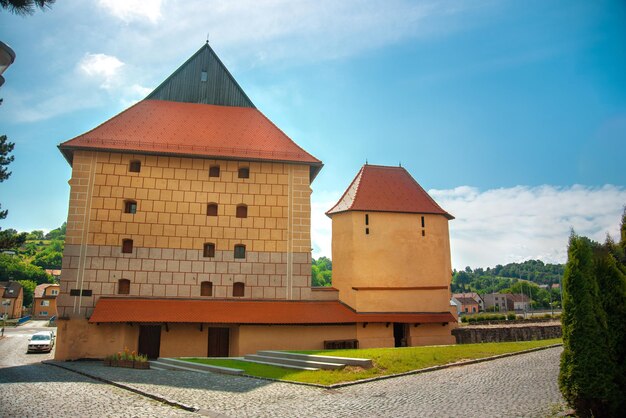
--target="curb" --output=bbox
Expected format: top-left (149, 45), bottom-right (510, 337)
top-left (42, 361), bottom-right (199, 413)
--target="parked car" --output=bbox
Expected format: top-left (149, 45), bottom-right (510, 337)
top-left (27, 331), bottom-right (55, 353)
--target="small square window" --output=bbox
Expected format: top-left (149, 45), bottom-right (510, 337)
top-left (122, 239), bottom-right (133, 254)
top-left (233, 282), bottom-right (245, 297)
top-left (129, 160), bottom-right (141, 173)
top-left (118, 279), bottom-right (130, 295)
top-left (203, 243), bottom-right (215, 258)
top-left (238, 167), bottom-right (249, 179)
top-left (234, 244), bottom-right (246, 259)
top-left (207, 203), bottom-right (218, 216)
top-left (201, 281), bottom-right (213, 296)
top-left (236, 205), bottom-right (247, 218)
top-left (124, 200), bottom-right (137, 214)
top-left (209, 165), bottom-right (220, 177)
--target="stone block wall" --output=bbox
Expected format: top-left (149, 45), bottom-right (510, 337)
top-left (452, 323), bottom-right (562, 344)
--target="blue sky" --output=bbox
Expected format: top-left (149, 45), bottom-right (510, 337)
top-left (0, 0), bottom-right (624, 268)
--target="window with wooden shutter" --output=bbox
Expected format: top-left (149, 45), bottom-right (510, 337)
top-left (207, 203), bottom-right (218, 216)
top-left (118, 279), bottom-right (130, 295)
top-left (233, 282), bottom-right (244, 297)
top-left (122, 239), bottom-right (133, 254)
top-left (200, 281), bottom-right (213, 296)
top-left (203, 243), bottom-right (215, 258)
top-left (236, 204), bottom-right (247, 218)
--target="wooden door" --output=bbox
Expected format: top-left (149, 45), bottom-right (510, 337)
top-left (138, 325), bottom-right (161, 359)
top-left (208, 327), bottom-right (229, 357)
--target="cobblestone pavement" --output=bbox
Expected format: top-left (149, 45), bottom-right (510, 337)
top-left (0, 324), bottom-right (194, 417)
top-left (52, 347), bottom-right (564, 418)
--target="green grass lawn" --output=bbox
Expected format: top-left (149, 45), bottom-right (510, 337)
top-left (182, 338), bottom-right (562, 386)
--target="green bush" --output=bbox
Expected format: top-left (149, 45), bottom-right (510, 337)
top-left (460, 316), bottom-right (468, 323)
top-left (507, 312), bottom-right (516, 320)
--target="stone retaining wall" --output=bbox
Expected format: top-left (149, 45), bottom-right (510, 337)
top-left (452, 322), bottom-right (562, 344)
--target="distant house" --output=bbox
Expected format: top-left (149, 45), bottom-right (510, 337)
top-left (506, 294), bottom-right (531, 311)
top-left (0, 281), bottom-right (24, 319)
top-left (452, 296), bottom-right (480, 315)
top-left (483, 293), bottom-right (511, 312)
top-left (45, 270), bottom-right (62, 281)
top-left (452, 292), bottom-right (484, 311)
top-left (33, 283), bottom-right (60, 319)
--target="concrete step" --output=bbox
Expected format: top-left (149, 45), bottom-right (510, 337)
top-left (257, 350), bottom-right (373, 369)
top-left (244, 354), bottom-right (343, 370)
top-left (241, 356), bottom-right (320, 371)
top-left (153, 358), bottom-right (244, 375)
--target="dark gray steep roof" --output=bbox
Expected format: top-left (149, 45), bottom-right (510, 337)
top-left (0, 281), bottom-right (22, 298)
top-left (146, 43), bottom-right (255, 108)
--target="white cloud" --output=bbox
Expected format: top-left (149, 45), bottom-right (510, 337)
top-left (311, 185), bottom-right (626, 269)
top-left (97, 0), bottom-right (163, 23)
top-left (78, 53), bottom-right (125, 89)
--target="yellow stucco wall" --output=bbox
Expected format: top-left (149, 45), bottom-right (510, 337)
top-left (356, 323), bottom-right (395, 348)
top-left (66, 151), bottom-right (312, 253)
top-left (236, 325), bottom-right (356, 355)
top-left (55, 318), bottom-right (138, 360)
top-left (331, 211), bottom-right (453, 312)
top-left (409, 323), bottom-right (457, 346)
top-left (159, 324), bottom-right (209, 357)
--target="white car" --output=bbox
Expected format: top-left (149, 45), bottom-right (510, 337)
top-left (27, 331), bottom-right (55, 353)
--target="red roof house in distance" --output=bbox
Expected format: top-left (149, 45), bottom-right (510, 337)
top-left (327, 164), bottom-right (457, 347)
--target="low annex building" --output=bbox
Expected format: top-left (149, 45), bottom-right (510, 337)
top-left (54, 43), bottom-right (457, 360)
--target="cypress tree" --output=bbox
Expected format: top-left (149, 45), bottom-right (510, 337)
top-left (559, 234), bottom-right (613, 417)
top-left (596, 239), bottom-right (626, 415)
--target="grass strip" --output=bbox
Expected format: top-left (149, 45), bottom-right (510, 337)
top-left (182, 338), bottom-right (561, 386)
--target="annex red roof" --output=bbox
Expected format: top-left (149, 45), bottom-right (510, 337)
top-left (59, 99), bottom-right (322, 171)
top-left (88, 298), bottom-right (456, 324)
top-left (326, 165), bottom-right (453, 218)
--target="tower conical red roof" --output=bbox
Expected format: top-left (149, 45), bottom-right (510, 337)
top-left (326, 164), bottom-right (453, 219)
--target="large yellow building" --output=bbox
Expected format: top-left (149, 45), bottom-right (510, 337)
top-left (54, 44), bottom-right (456, 360)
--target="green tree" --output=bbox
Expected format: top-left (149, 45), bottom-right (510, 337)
top-left (26, 230), bottom-right (44, 240)
top-left (0, 253), bottom-right (52, 285)
top-left (17, 279), bottom-right (36, 307)
top-left (0, 134), bottom-right (15, 220)
top-left (311, 257), bottom-right (332, 287)
top-left (0, 0), bottom-right (55, 15)
top-left (559, 234), bottom-right (615, 417)
top-left (594, 240), bottom-right (626, 415)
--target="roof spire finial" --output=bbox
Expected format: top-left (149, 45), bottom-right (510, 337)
top-left (399, 161), bottom-right (402, 167)
top-left (365, 158), bottom-right (368, 165)
top-left (206, 32), bottom-right (210, 44)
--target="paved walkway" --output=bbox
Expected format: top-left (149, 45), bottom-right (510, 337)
top-left (46, 347), bottom-right (564, 417)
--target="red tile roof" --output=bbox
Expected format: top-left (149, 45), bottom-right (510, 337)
top-left (326, 165), bottom-right (453, 218)
top-left (34, 283), bottom-right (60, 298)
top-left (88, 298), bottom-right (456, 324)
top-left (59, 99), bottom-right (322, 173)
